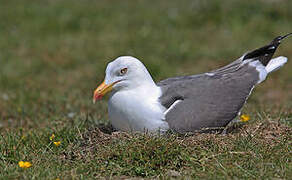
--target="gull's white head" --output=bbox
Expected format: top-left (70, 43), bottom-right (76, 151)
top-left (93, 56), bottom-right (155, 102)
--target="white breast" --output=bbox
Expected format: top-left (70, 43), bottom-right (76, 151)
top-left (108, 86), bottom-right (169, 133)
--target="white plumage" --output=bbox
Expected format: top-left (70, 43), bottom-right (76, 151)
top-left (105, 56), bottom-right (169, 132)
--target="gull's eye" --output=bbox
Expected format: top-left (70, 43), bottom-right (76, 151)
top-left (120, 68), bottom-right (128, 75)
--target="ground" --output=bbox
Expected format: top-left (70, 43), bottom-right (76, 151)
top-left (0, 0), bottom-right (291, 179)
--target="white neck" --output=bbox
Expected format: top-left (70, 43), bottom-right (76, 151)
top-left (108, 84), bottom-right (169, 133)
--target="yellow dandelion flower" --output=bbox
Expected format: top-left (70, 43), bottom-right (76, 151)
top-left (18, 161), bottom-right (25, 167)
top-left (18, 161), bottom-right (32, 168)
top-left (49, 134), bottom-right (55, 141)
top-left (240, 114), bottom-right (250, 122)
top-left (54, 141), bottom-right (61, 146)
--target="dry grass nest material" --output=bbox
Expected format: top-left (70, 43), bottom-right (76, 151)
top-left (79, 121), bottom-right (291, 152)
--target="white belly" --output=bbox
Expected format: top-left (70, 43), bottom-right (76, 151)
top-left (108, 89), bottom-right (169, 132)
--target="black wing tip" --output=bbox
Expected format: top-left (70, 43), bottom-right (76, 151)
top-left (272, 33), bottom-right (292, 43)
top-left (279, 32), bottom-right (292, 40)
top-left (243, 33), bottom-right (291, 65)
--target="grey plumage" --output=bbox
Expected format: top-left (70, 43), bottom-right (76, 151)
top-left (158, 34), bottom-right (291, 133)
top-left (158, 63), bottom-right (257, 133)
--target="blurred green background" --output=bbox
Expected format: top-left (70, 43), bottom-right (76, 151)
top-left (0, 0), bottom-right (291, 130)
top-left (0, 0), bottom-right (291, 178)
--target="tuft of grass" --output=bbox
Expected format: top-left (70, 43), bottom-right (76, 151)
top-left (0, 0), bottom-right (291, 179)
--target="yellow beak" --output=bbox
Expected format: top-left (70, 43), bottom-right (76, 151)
top-left (93, 80), bottom-right (114, 103)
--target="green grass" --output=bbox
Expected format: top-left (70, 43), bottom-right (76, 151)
top-left (0, 0), bottom-right (291, 179)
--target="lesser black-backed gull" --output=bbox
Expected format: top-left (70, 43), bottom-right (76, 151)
top-left (93, 33), bottom-right (291, 133)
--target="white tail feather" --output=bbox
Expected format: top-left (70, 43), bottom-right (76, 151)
top-left (248, 60), bottom-right (267, 84)
top-left (265, 56), bottom-right (288, 73)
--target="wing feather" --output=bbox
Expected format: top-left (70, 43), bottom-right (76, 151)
top-left (158, 64), bottom-right (258, 133)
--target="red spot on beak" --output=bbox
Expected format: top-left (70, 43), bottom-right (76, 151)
top-left (95, 93), bottom-right (103, 101)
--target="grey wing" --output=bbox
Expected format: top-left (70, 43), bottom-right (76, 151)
top-left (157, 63), bottom-right (258, 133)
top-left (158, 55), bottom-right (245, 87)
top-left (157, 34), bottom-right (290, 133)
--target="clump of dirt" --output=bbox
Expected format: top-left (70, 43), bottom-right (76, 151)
top-left (239, 121), bottom-right (291, 144)
top-left (75, 120), bottom-right (291, 158)
top-left (81, 126), bottom-right (131, 147)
